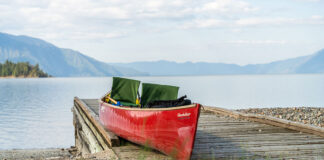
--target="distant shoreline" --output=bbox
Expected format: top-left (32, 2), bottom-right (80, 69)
top-left (0, 60), bottom-right (50, 78)
top-left (0, 76), bottom-right (49, 79)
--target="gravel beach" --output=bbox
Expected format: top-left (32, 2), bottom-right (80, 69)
top-left (0, 148), bottom-right (72, 160)
top-left (237, 107), bottom-right (324, 127)
top-left (0, 147), bottom-right (117, 160)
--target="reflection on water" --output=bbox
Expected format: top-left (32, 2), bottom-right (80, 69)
top-left (0, 74), bottom-right (323, 149)
top-left (0, 78), bottom-right (111, 150)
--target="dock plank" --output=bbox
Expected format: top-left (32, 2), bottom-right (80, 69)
top-left (75, 97), bottom-right (120, 147)
top-left (80, 99), bottom-right (324, 159)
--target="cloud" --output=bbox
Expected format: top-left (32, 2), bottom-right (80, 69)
top-left (196, 0), bottom-right (258, 13)
top-left (0, 0), bottom-right (134, 40)
top-left (292, 0), bottom-right (320, 2)
top-left (0, 0), bottom-right (323, 48)
top-left (235, 17), bottom-right (295, 26)
top-left (0, 0), bottom-right (255, 41)
top-left (181, 19), bottom-right (227, 29)
top-left (227, 40), bottom-right (287, 45)
top-left (69, 32), bottom-right (128, 40)
top-left (235, 16), bottom-right (324, 26)
top-left (311, 15), bottom-right (323, 20)
top-left (181, 15), bottom-right (324, 29)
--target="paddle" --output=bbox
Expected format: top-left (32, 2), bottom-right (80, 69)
top-left (108, 97), bottom-right (121, 106)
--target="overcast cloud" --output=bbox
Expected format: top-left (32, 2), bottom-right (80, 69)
top-left (1, 0), bottom-right (324, 65)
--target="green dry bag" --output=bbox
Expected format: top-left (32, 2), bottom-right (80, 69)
top-left (141, 83), bottom-right (179, 107)
top-left (111, 77), bottom-right (140, 104)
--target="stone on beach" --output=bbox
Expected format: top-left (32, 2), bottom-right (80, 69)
top-left (237, 107), bottom-right (324, 127)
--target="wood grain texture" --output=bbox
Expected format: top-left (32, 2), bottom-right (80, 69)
top-left (81, 99), bottom-right (324, 159)
top-left (74, 105), bottom-right (109, 150)
top-left (74, 97), bottom-right (120, 147)
top-left (73, 106), bottom-right (103, 153)
top-left (204, 106), bottom-right (324, 138)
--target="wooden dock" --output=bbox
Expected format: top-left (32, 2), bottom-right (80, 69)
top-left (73, 97), bottom-right (324, 159)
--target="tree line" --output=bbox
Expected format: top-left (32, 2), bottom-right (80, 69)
top-left (0, 60), bottom-right (50, 77)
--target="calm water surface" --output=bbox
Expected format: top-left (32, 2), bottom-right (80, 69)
top-left (0, 74), bottom-right (323, 149)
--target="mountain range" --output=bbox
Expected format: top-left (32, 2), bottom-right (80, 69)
top-left (0, 32), bottom-right (145, 77)
top-left (112, 50), bottom-right (324, 76)
top-left (1, 32), bottom-right (323, 77)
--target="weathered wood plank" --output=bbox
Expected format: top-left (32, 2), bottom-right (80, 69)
top-left (74, 103), bottom-right (109, 150)
top-left (73, 111), bottom-right (91, 155)
top-left (193, 139), bottom-right (324, 148)
top-left (73, 106), bottom-right (103, 153)
top-left (197, 125), bottom-right (297, 132)
top-left (74, 97), bottom-right (120, 147)
top-left (195, 132), bottom-right (318, 139)
top-left (194, 136), bottom-right (324, 144)
top-left (193, 146), bottom-right (324, 155)
top-left (112, 145), bottom-right (171, 160)
top-left (193, 108), bottom-right (324, 159)
top-left (81, 98), bottom-right (169, 160)
top-left (80, 99), bottom-right (324, 159)
top-left (204, 106), bottom-right (324, 138)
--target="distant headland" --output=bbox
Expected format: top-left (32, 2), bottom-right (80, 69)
top-left (0, 60), bottom-right (50, 78)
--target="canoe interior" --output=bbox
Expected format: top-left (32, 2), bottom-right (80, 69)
top-left (78, 99), bottom-right (324, 159)
top-left (99, 99), bottom-right (197, 111)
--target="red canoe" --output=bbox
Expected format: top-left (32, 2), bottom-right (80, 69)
top-left (99, 100), bottom-right (201, 159)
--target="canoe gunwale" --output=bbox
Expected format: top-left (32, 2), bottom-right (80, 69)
top-left (99, 99), bottom-right (198, 111)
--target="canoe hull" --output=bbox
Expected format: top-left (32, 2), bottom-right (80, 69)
top-left (99, 102), bottom-right (200, 159)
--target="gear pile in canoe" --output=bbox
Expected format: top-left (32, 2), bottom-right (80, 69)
top-left (99, 77), bottom-right (201, 160)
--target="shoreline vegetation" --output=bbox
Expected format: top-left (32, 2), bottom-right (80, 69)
top-left (0, 60), bottom-right (50, 78)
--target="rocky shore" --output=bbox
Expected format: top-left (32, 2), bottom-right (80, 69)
top-left (0, 147), bottom-right (117, 160)
top-left (237, 107), bottom-right (324, 127)
top-left (0, 148), bottom-right (73, 160)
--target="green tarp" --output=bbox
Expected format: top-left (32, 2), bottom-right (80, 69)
top-left (141, 83), bottom-right (179, 106)
top-left (111, 77), bottom-right (140, 104)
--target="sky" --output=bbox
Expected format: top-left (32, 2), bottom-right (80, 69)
top-left (0, 0), bottom-right (324, 65)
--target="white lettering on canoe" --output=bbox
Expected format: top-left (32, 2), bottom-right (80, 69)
top-left (177, 112), bottom-right (191, 117)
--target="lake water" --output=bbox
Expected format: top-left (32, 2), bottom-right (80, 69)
top-left (0, 74), bottom-right (324, 149)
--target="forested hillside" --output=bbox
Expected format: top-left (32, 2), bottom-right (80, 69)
top-left (0, 32), bottom-right (146, 77)
top-left (0, 60), bottom-right (50, 77)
